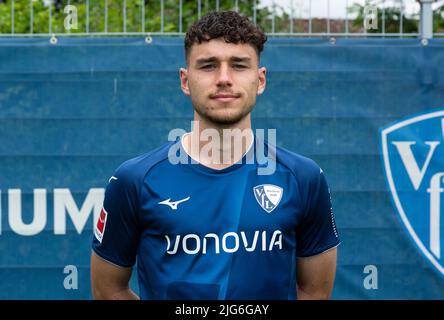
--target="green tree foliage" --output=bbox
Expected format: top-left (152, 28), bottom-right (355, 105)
top-left (1, 1), bottom-right (442, 35)
top-left (349, 1), bottom-right (444, 34)
top-left (434, 4), bottom-right (444, 32)
top-left (348, 2), bottom-right (418, 34)
top-left (0, 0), bottom-right (276, 34)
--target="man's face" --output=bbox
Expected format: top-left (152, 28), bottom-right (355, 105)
top-left (180, 38), bottom-right (266, 126)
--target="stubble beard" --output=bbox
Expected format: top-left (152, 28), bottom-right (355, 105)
top-left (192, 99), bottom-right (255, 126)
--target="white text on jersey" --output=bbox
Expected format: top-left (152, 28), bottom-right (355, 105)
top-left (164, 230), bottom-right (283, 255)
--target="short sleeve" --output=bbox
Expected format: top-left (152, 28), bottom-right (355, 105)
top-left (92, 166), bottom-right (141, 267)
top-left (296, 169), bottom-right (340, 257)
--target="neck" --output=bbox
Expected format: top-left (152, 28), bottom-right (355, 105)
top-left (183, 113), bottom-right (253, 170)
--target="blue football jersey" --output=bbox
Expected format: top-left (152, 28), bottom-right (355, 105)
top-left (92, 135), bottom-right (340, 300)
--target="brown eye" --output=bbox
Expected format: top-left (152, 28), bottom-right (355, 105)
top-left (201, 64), bottom-right (216, 70)
top-left (233, 64), bottom-right (247, 69)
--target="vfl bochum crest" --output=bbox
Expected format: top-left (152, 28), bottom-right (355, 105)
top-left (381, 109), bottom-right (444, 278)
top-left (253, 184), bottom-right (283, 213)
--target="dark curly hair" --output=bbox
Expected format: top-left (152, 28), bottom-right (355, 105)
top-left (184, 11), bottom-right (267, 63)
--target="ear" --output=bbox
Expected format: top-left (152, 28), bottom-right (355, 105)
top-left (180, 68), bottom-right (190, 96)
top-left (257, 66), bottom-right (266, 95)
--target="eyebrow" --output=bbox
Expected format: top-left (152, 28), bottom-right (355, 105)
top-left (195, 56), bottom-right (252, 65)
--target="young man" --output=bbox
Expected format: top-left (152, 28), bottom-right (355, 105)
top-left (91, 11), bottom-right (340, 300)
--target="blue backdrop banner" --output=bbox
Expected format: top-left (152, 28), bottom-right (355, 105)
top-left (0, 37), bottom-right (443, 299)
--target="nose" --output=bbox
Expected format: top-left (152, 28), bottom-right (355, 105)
top-left (216, 63), bottom-right (233, 87)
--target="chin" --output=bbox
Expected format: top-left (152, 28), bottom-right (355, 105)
top-left (208, 117), bottom-right (244, 126)
top-left (204, 111), bottom-right (249, 126)
top-left (194, 101), bottom-right (254, 126)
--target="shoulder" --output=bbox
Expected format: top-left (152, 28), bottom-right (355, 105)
top-left (273, 144), bottom-right (331, 218)
top-left (112, 141), bottom-right (174, 187)
top-left (272, 143), bottom-right (328, 209)
top-left (274, 143), bottom-right (324, 185)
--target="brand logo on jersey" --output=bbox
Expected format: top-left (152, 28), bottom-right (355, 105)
top-left (158, 196), bottom-right (191, 210)
top-left (381, 109), bottom-right (444, 278)
top-left (94, 207), bottom-right (108, 243)
top-left (253, 184), bottom-right (283, 213)
top-left (165, 230), bottom-right (283, 255)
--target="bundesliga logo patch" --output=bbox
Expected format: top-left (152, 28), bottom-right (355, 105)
top-left (94, 207), bottom-right (108, 243)
top-left (253, 184), bottom-right (283, 213)
top-left (381, 109), bottom-right (444, 278)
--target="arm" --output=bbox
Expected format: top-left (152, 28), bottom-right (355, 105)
top-left (90, 250), bottom-right (139, 300)
top-left (296, 247), bottom-right (337, 300)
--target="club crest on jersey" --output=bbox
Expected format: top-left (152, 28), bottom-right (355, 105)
top-left (381, 109), bottom-right (444, 278)
top-left (253, 184), bottom-right (283, 213)
top-left (94, 207), bottom-right (108, 243)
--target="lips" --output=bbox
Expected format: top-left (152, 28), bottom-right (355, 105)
top-left (211, 93), bottom-right (240, 102)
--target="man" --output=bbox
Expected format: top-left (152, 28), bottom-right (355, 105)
top-left (91, 10), bottom-right (340, 300)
